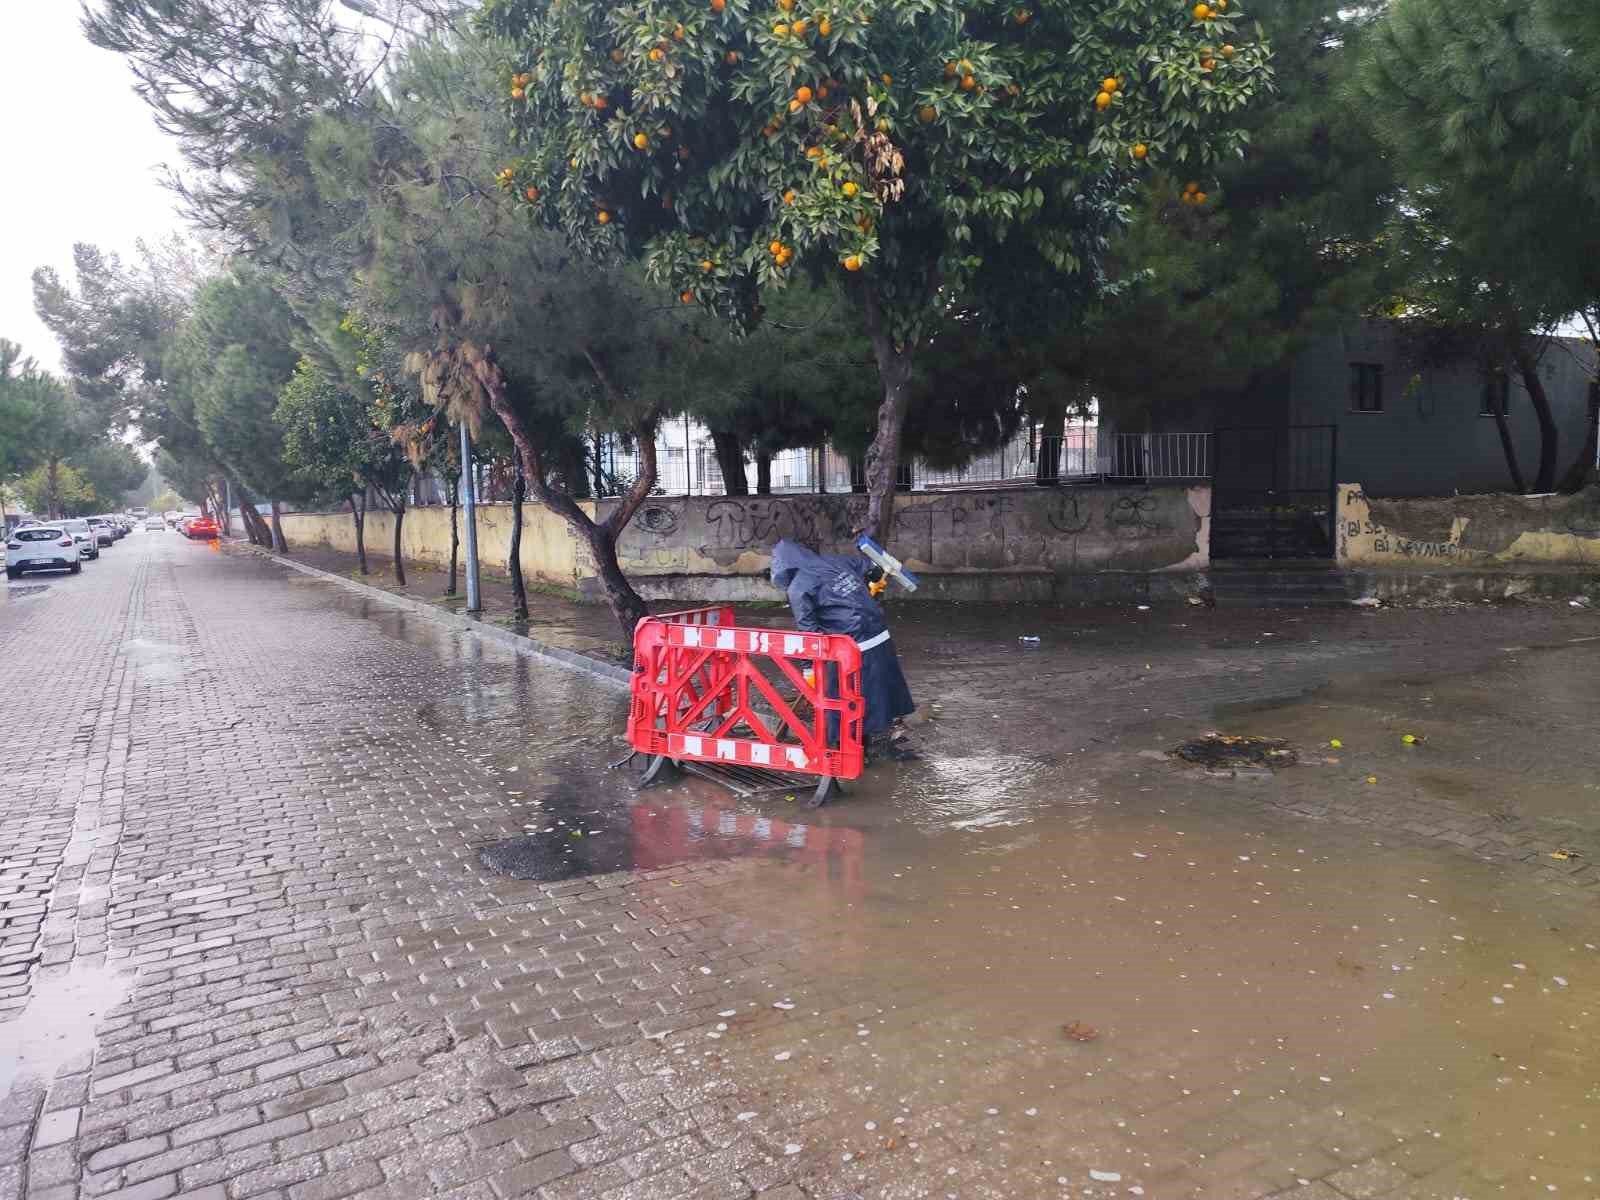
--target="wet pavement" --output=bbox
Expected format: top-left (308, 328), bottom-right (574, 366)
top-left (0, 531), bottom-right (1596, 1200)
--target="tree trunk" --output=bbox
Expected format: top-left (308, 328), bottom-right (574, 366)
top-left (509, 467), bottom-right (528, 621)
top-left (710, 431), bottom-right (748, 495)
top-left (446, 475), bottom-right (459, 595)
top-left (392, 503), bottom-right (407, 587)
top-left (1490, 403), bottom-right (1527, 494)
top-left (46, 459), bottom-right (60, 519)
top-left (755, 450), bottom-right (772, 495)
top-left (1034, 401), bottom-right (1068, 485)
top-left (1516, 347), bottom-right (1559, 493)
top-left (859, 292), bottom-right (915, 543)
top-left (472, 343), bottom-right (653, 636)
top-left (268, 499), bottom-right (289, 554)
top-left (240, 499), bottom-right (271, 546)
top-left (1557, 383), bottom-right (1599, 493)
top-left (350, 493), bottom-right (368, 574)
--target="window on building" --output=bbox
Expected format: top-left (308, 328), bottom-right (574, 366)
top-left (1480, 370), bottom-right (1511, 418)
top-left (1349, 363), bottom-right (1384, 413)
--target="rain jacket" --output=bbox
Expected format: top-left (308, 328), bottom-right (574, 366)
top-left (769, 539), bottom-right (884, 642)
top-left (771, 539), bottom-right (914, 736)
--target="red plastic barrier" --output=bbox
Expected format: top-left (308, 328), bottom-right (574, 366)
top-left (627, 607), bottom-right (865, 782)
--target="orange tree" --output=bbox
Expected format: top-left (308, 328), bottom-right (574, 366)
top-left (480, 0), bottom-right (1271, 538)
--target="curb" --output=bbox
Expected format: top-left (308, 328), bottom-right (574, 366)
top-left (227, 542), bottom-right (632, 690)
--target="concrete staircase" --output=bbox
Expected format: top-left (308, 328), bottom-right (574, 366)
top-left (1209, 560), bottom-right (1358, 608)
top-left (1209, 506), bottom-right (1333, 561)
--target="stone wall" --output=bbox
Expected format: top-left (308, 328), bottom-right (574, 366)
top-left (1336, 482), bottom-right (1600, 568)
top-left (280, 483), bottom-right (1211, 604)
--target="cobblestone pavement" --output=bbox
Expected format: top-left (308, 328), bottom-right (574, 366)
top-left (0, 533), bottom-right (1595, 1200)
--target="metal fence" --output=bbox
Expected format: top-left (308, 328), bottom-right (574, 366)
top-left (403, 428), bottom-right (1212, 504)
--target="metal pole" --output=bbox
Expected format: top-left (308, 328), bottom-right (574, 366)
top-left (460, 422), bottom-right (482, 613)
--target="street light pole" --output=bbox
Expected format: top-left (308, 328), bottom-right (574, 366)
top-left (460, 422), bottom-right (482, 613)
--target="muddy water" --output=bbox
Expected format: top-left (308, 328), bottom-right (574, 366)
top-left (649, 791), bottom-right (1597, 1196)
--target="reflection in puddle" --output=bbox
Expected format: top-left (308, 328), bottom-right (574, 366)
top-left (480, 797), bottom-right (865, 896)
top-left (0, 962), bottom-right (133, 1097)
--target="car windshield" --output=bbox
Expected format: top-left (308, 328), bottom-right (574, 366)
top-left (15, 529), bottom-right (64, 542)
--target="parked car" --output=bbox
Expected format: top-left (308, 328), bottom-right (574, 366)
top-left (6, 526), bottom-right (81, 578)
top-left (58, 518), bottom-right (99, 561)
top-left (185, 516), bottom-right (220, 540)
top-left (144, 516), bottom-right (164, 531)
top-left (84, 517), bottom-right (115, 547)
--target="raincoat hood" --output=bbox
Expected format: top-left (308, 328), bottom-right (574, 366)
top-left (769, 538), bottom-right (827, 590)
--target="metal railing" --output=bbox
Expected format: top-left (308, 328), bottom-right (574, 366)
top-left (399, 428), bottom-right (1213, 503)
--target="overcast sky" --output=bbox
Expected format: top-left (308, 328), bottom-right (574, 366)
top-left (0, 5), bottom-right (183, 372)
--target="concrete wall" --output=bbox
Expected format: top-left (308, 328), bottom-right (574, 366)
top-left (1336, 482), bottom-right (1600, 568)
top-left (280, 484), bottom-right (1212, 604)
top-left (279, 502), bottom-right (584, 588)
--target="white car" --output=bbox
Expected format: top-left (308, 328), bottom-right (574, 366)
top-left (6, 525), bottom-right (82, 578)
top-left (144, 517), bottom-right (164, 531)
top-left (58, 518), bottom-right (99, 561)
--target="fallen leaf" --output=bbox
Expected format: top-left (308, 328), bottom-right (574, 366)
top-left (1062, 1021), bottom-right (1100, 1043)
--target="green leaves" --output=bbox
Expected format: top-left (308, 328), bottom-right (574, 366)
top-left (484, 0), bottom-right (1270, 338)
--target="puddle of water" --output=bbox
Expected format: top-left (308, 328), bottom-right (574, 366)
top-left (657, 798), bottom-right (1600, 1195)
top-left (3, 584), bottom-right (50, 601)
top-left (0, 963), bottom-right (134, 1097)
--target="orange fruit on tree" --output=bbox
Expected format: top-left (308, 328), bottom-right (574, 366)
top-left (712, 0), bottom-right (726, 9)
top-left (789, 99), bottom-right (802, 112)
top-left (783, 188), bottom-right (797, 204)
top-left (769, 239), bottom-right (784, 255)
top-left (796, 85), bottom-right (813, 104)
top-left (817, 84), bottom-right (829, 98)
top-left (525, 185), bottom-right (541, 200)
top-left (960, 74), bottom-right (976, 91)
top-left (843, 254), bottom-right (862, 271)
top-left (842, 180), bottom-right (859, 196)
top-left (1193, 191), bottom-right (1208, 204)
top-left (881, 72), bottom-right (892, 84)
top-left (773, 21), bottom-right (788, 35)
top-left (511, 87), bottom-right (524, 99)
top-left (673, 23), bottom-right (685, 40)
top-left (597, 209), bottom-right (611, 224)
top-left (649, 46), bottom-right (665, 61)
top-left (681, 290), bottom-right (695, 304)
top-left (593, 95), bottom-right (608, 110)
top-left (1193, 3), bottom-right (1211, 17)
top-left (1221, 43), bottom-right (1236, 57)
top-left (1102, 76), bottom-right (1118, 92)
top-left (1094, 90), bottom-right (1112, 110)
top-left (792, 18), bottom-right (808, 34)
top-left (1201, 57), bottom-right (1215, 70)
top-left (778, 0), bottom-right (795, 8)
top-left (701, 259), bottom-right (715, 272)
top-left (918, 104), bottom-right (937, 123)
top-left (805, 145), bottom-right (823, 157)
top-left (1132, 143), bottom-right (1148, 159)
top-left (726, 50), bottom-right (740, 63)
top-left (634, 132), bottom-right (650, 149)
top-left (944, 62), bottom-right (958, 79)
top-left (611, 48), bottom-right (626, 62)
top-left (1014, 8), bottom-right (1031, 23)
top-left (819, 17), bottom-right (831, 35)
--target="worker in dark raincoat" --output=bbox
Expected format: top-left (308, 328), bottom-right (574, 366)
top-left (769, 538), bottom-right (918, 762)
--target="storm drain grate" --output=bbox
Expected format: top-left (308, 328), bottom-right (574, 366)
top-left (679, 760), bottom-right (808, 798)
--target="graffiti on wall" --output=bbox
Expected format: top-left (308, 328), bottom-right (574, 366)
top-left (618, 486), bottom-right (1195, 573)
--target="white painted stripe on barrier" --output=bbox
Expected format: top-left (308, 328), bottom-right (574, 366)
top-left (716, 739), bottom-right (736, 760)
top-left (784, 634), bottom-right (805, 656)
top-left (682, 626), bottom-right (701, 646)
top-left (683, 735), bottom-right (703, 756)
top-left (857, 630), bottom-right (891, 652)
top-left (785, 747), bottom-right (809, 769)
top-left (750, 743), bottom-right (770, 765)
